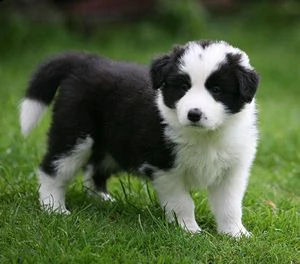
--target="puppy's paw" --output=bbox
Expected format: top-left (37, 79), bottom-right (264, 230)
top-left (56, 207), bottom-right (71, 215)
top-left (41, 203), bottom-right (71, 215)
top-left (219, 225), bottom-right (251, 238)
top-left (166, 213), bottom-right (201, 234)
top-left (179, 219), bottom-right (202, 234)
top-left (84, 187), bottom-right (115, 202)
top-left (99, 192), bottom-right (115, 202)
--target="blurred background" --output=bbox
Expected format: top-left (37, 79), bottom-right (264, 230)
top-left (1, 0), bottom-right (300, 59)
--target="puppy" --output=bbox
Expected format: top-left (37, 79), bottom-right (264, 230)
top-left (20, 40), bottom-right (259, 237)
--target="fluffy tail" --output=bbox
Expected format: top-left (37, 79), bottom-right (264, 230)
top-left (20, 52), bottom-right (89, 136)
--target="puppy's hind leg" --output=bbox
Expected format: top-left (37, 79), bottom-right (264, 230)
top-left (83, 157), bottom-right (116, 202)
top-left (39, 136), bottom-right (93, 214)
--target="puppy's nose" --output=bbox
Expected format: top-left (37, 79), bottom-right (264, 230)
top-left (187, 108), bottom-right (202, 122)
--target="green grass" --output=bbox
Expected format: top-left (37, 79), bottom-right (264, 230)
top-left (0, 13), bottom-right (299, 263)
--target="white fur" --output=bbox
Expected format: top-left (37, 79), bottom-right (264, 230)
top-left (154, 100), bottom-right (257, 236)
top-left (158, 97), bottom-right (257, 189)
top-left (154, 42), bottom-right (258, 236)
top-left (53, 137), bottom-right (93, 178)
top-left (176, 86), bottom-right (226, 130)
top-left (20, 99), bottom-right (47, 136)
top-left (38, 169), bottom-right (70, 214)
top-left (39, 137), bottom-right (93, 213)
top-left (182, 41), bottom-right (252, 74)
top-left (153, 171), bottom-right (201, 233)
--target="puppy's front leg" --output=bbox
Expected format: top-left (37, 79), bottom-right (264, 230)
top-left (208, 167), bottom-right (251, 238)
top-left (153, 174), bottom-right (201, 233)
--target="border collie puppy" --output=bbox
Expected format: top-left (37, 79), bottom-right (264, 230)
top-left (20, 40), bottom-right (259, 237)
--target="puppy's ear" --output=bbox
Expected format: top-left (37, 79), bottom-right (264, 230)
top-left (237, 67), bottom-right (259, 103)
top-left (150, 54), bottom-right (170, 89)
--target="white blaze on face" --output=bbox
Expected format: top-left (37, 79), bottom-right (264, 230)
top-left (176, 85), bottom-right (226, 130)
top-left (174, 41), bottom-right (246, 130)
top-left (179, 41), bottom-right (227, 81)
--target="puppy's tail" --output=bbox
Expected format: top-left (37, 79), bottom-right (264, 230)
top-left (19, 52), bottom-right (88, 136)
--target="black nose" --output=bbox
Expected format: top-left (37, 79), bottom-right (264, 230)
top-left (187, 108), bottom-right (202, 122)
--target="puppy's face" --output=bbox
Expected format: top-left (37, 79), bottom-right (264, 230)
top-left (151, 41), bottom-right (259, 130)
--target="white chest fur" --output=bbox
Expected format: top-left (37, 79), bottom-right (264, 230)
top-left (164, 109), bottom-right (258, 190)
top-left (172, 134), bottom-right (237, 189)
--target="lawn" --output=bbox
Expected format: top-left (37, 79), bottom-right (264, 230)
top-left (0, 10), bottom-right (299, 263)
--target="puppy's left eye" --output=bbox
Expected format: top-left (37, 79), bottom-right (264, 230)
top-left (181, 83), bottom-right (190, 91)
top-left (211, 86), bottom-right (221, 95)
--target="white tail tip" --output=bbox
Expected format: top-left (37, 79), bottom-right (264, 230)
top-left (20, 99), bottom-right (47, 136)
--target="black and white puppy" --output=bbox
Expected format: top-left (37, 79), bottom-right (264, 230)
top-left (20, 40), bottom-right (259, 237)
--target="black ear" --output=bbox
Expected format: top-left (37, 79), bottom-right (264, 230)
top-left (237, 67), bottom-right (260, 103)
top-left (150, 54), bottom-right (170, 89)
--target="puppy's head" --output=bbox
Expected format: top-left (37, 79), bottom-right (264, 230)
top-left (151, 40), bottom-right (259, 130)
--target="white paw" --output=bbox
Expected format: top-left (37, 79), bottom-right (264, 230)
top-left (99, 192), bottom-right (115, 202)
top-left (55, 207), bottom-right (71, 215)
top-left (180, 221), bottom-right (202, 234)
top-left (84, 186), bottom-right (115, 202)
top-left (219, 225), bottom-right (251, 238)
top-left (41, 203), bottom-right (70, 215)
top-left (171, 216), bottom-right (201, 234)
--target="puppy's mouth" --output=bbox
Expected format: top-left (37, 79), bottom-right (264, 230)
top-left (187, 122), bottom-right (205, 128)
top-left (187, 122), bottom-right (219, 132)
top-left (189, 122), bottom-right (202, 127)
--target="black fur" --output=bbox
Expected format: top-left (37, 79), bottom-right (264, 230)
top-left (161, 73), bottom-right (191, 109)
top-left (205, 53), bottom-right (259, 114)
top-left (27, 53), bottom-right (93, 105)
top-left (29, 52), bottom-right (175, 189)
top-left (150, 45), bottom-right (185, 90)
top-left (197, 40), bottom-right (214, 49)
top-left (150, 45), bottom-right (191, 108)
